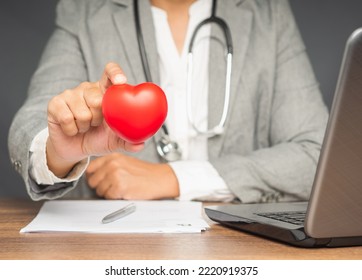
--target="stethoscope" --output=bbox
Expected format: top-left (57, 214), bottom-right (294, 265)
top-left (134, 0), bottom-right (233, 161)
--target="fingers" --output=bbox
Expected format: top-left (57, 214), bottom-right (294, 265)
top-left (99, 62), bottom-right (127, 93)
top-left (48, 62), bottom-right (128, 137)
top-left (86, 155), bottom-right (107, 174)
top-left (87, 155), bottom-right (125, 199)
top-left (47, 94), bottom-right (79, 136)
top-left (88, 169), bottom-right (112, 197)
top-left (67, 87), bottom-right (93, 133)
top-left (87, 154), bottom-right (119, 188)
top-left (84, 87), bottom-right (103, 127)
top-left (48, 82), bottom-right (103, 136)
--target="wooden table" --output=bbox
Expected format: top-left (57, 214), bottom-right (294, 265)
top-left (1, 198), bottom-right (362, 260)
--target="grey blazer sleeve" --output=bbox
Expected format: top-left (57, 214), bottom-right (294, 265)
top-left (8, 0), bottom-right (88, 200)
top-left (210, 0), bottom-right (329, 203)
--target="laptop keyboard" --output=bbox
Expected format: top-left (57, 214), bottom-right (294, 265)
top-left (256, 211), bottom-right (306, 226)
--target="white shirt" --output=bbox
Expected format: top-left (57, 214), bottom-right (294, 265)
top-left (29, 0), bottom-right (233, 202)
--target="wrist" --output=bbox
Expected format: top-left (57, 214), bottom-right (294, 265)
top-left (46, 138), bottom-right (85, 178)
top-left (160, 163), bottom-right (180, 198)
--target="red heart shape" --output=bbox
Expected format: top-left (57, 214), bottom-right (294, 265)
top-left (102, 83), bottom-right (168, 144)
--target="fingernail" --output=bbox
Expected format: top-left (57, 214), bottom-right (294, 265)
top-left (113, 74), bottom-right (127, 84)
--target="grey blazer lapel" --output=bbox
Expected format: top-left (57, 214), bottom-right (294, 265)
top-left (111, 0), bottom-right (160, 84)
top-left (208, 0), bottom-right (252, 158)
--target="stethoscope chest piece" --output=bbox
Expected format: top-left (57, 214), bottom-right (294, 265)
top-left (156, 135), bottom-right (182, 162)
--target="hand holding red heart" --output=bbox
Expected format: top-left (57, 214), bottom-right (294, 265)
top-left (46, 62), bottom-right (151, 178)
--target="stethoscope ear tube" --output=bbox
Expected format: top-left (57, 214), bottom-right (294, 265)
top-left (134, 0), bottom-right (153, 83)
top-left (188, 17), bottom-right (233, 55)
top-left (186, 0), bottom-right (233, 137)
top-left (187, 38), bottom-right (233, 136)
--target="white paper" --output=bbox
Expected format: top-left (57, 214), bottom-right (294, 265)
top-left (20, 200), bottom-right (209, 234)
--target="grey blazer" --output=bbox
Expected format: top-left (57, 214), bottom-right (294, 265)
top-left (8, 0), bottom-right (329, 202)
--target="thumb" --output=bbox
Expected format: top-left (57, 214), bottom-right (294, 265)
top-left (109, 130), bottom-right (144, 153)
top-left (124, 142), bottom-right (145, 153)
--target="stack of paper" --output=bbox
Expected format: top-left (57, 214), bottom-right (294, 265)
top-left (20, 200), bottom-right (209, 234)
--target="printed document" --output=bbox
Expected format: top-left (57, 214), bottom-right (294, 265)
top-left (20, 200), bottom-right (209, 234)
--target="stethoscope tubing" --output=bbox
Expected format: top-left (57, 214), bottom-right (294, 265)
top-left (186, 50), bottom-right (233, 137)
top-left (186, 0), bottom-right (233, 136)
top-left (133, 0), bottom-right (233, 160)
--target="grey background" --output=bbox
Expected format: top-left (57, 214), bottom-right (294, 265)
top-left (1, 0), bottom-right (362, 199)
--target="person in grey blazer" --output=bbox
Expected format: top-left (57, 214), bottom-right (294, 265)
top-left (8, 0), bottom-right (328, 203)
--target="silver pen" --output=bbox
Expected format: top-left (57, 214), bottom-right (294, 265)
top-left (102, 203), bottom-right (136, 224)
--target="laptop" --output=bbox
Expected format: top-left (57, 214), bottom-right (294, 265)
top-left (205, 28), bottom-right (362, 248)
